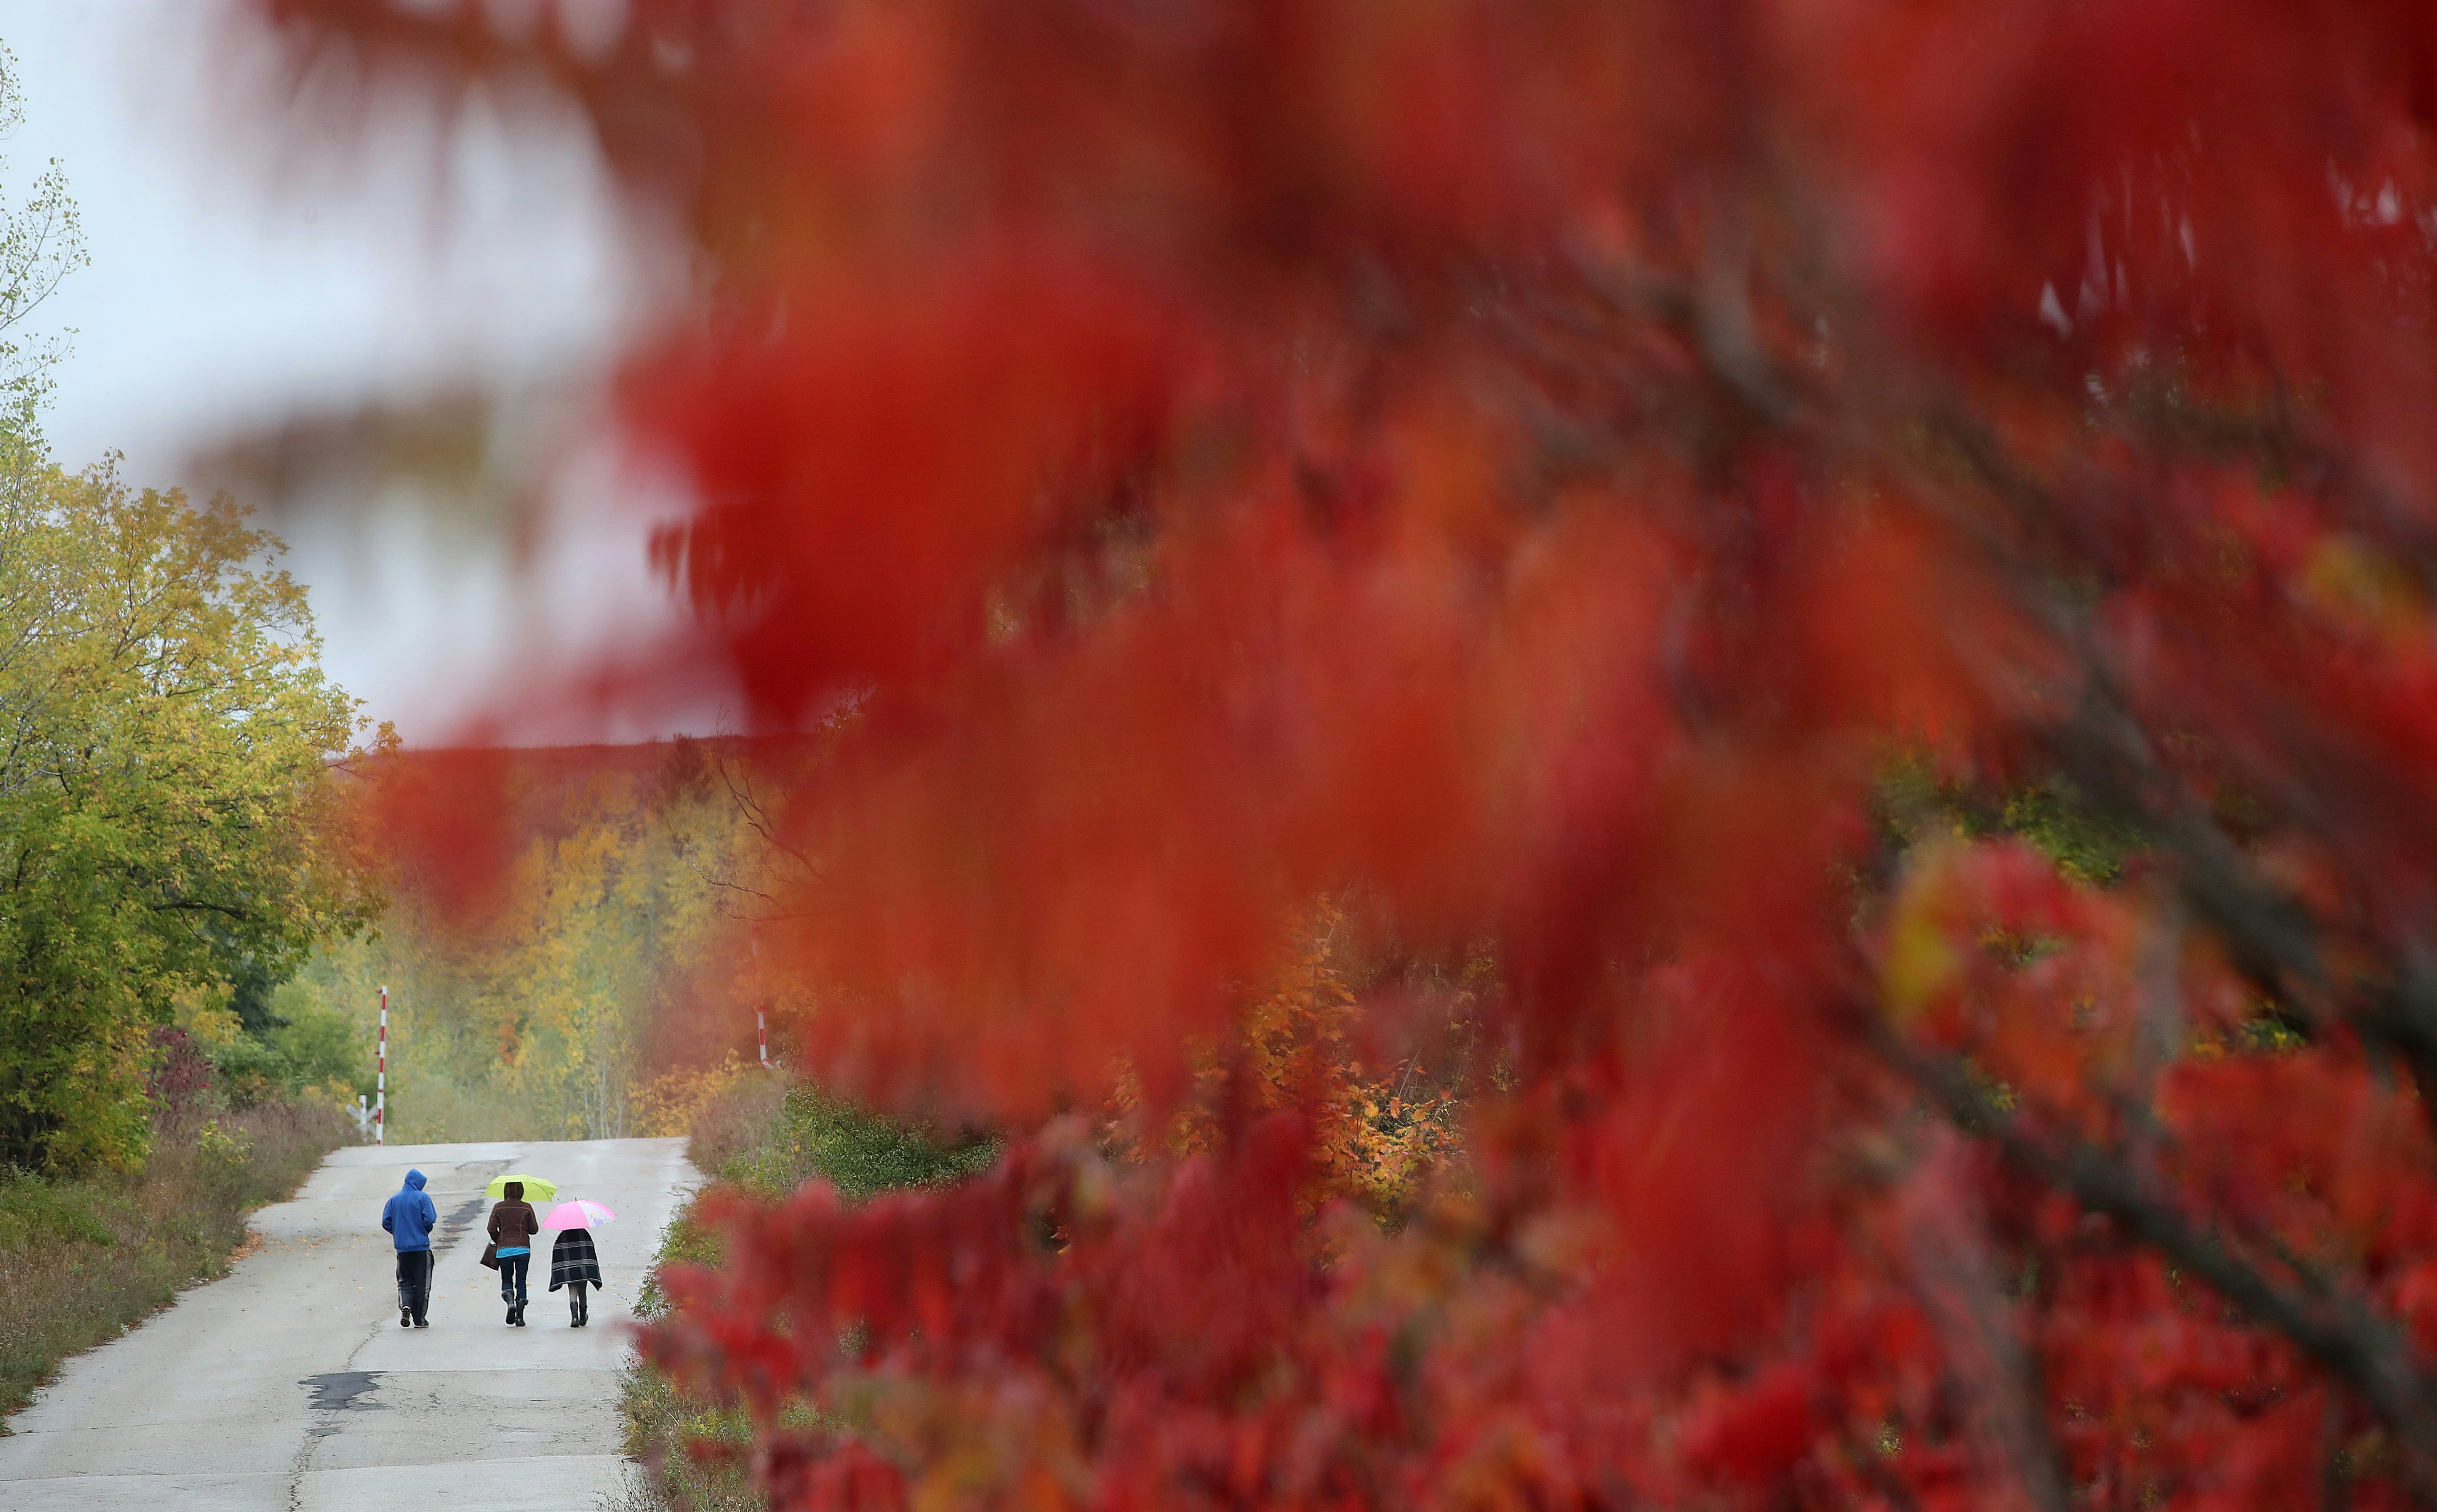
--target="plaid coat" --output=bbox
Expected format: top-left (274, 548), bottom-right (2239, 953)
top-left (550, 1227), bottom-right (603, 1292)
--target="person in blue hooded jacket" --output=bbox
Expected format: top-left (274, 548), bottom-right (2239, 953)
top-left (381, 1169), bottom-right (439, 1328)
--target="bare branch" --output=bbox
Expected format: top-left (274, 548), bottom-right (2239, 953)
top-left (1881, 1029), bottom-right (2437, 1494)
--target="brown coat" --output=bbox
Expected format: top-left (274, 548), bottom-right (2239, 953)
top-left (487, 1199), bottom-right (540, 1253)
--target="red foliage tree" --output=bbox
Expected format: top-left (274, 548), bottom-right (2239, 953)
top-left (254, 1), bottom-right (2437, 1504)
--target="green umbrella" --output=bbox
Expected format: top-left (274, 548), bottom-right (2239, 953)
top-left (485, 1172), bottom-right (559, 1203)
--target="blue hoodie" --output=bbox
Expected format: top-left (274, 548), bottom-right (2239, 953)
top-left (381, 1170), bottom-right (438, 1252)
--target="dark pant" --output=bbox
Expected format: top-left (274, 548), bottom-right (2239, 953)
top-left (566, 1282), bottom-right (589, 1323)
top-left (499, 1252), bottom-right (530, 1306)
top-left (394, 1249), bottom-right (432, 1323)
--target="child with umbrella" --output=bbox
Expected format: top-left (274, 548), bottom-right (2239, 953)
top-left (545, 1199), bottom-right (612, 1326)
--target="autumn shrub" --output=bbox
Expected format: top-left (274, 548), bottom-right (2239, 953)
top-left (624, 932), bottom-right (1468, 1510)
top-left (258, 0), bottom-right (2437, 1504)
top-left (0, 1095), bottom-right (347, 1419)
top-left (619, 1082), bottom-right (996, 1511)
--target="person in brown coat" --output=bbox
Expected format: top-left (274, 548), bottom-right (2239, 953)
top-left (487, 1181), bottom-right (542, 1326)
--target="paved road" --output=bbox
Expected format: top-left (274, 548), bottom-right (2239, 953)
top-left (0, 1137), bottom-right (698, 1511)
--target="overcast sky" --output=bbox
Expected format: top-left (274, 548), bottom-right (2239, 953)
top-left (0, 0), bottom-right (707, 744)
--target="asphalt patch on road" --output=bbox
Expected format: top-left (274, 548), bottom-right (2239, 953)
top-left (302, 1370), bottom-right (385, 1436)
top-left (433, 1194), bottom-right (491, 1253)
top-left (429, 1160), bottom-right (509, 1255)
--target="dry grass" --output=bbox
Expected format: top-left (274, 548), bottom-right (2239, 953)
top-left (611, 1360), bottom-right (766, 1512)
top-left (0, 1100), bottom-right (348, 1423)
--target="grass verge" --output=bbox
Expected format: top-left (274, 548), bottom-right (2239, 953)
top-left (612, 1078), bottom-right (997, 1512)
top-left (0, 1098), bottom-right (350, 1423)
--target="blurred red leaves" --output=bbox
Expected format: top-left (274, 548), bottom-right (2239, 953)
top-left (254, 0), bottom-right (2437, 1504)
top-left (353, 744), bottom-right (519, 928)
top-left (636, 251), bottom-right (1202, 715)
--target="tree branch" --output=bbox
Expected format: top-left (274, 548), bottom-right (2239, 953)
top-left (1879, 1028), bottom-right (2437, 1494)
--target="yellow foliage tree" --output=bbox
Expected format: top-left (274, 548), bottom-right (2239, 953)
top-left (289, 743), bottom-right (764, 1142)
top-left (1114, 902), bottom-right (1467, 1220)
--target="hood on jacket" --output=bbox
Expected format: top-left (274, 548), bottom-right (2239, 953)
top-left (384, 1170), bottom-right (438, 1252)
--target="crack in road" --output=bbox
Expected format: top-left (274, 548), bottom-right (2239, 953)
top-left (287, 1302), bottom-right (393, 1511)
top-left (282, 1170), bottom-right (497, 1507)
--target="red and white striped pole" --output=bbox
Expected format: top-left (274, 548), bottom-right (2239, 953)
top-left (751, 927), bottom-right (769, 1068)
top-left (375, 985), bottom-right (387, 1145)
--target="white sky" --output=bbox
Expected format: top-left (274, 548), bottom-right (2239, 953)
top-left (0, 0), bottom-right (714, 744)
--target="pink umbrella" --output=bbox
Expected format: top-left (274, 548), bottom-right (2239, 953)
top-left (542, 1199), bottom-right (616, 1229)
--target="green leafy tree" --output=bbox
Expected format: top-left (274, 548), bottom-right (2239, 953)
top-left (0, 457), bottom-right (379, 1168)
top-left (0, 42), bottom-right (86, 427)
